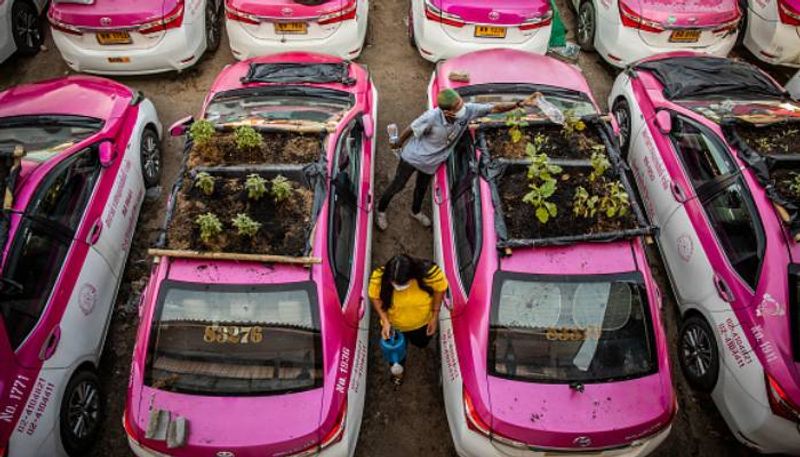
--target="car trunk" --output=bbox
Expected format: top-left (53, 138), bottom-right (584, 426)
top-left (620, 0), bottom-right (739, 48)
top-left (486, 374), bottom-right (672, 449)
top-left (50, 0), bottom-right (178, 50)
top-left (432, 0), bottom-right (551, 44)
top-left (227, 0), bottom-right (346, 42)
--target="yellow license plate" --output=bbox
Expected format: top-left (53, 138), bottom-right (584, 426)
top-left (475, 26), bottom-right (506, 38)
top-left (275, 22), bottom-right (308, 34)
top-left (96, 31), bottom-right (132, 45)
top-left (669, 29), bottom-right (701, 43)
top-left (107, 56), bottom-right (131, 63)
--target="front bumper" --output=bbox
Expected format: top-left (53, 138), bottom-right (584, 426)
top-left (51, 23), bottom-right (206, 75)
top-left (743, 15), bottom-right (800, 67)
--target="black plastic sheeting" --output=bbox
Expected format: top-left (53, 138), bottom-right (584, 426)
top-left (241, 62), bottom-right (356, 86)
top-left (634, 56), bottom-right (786, 100)
top-left (721, 118), bottom-right (800, 236)
top-left (155, 136), bottom-right (328, 256)
top-left (478, 116), bottom-right (654, 250)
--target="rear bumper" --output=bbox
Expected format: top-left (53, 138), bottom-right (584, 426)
top-left (51, 23), bottom-right (206, 75)
top-left (743, 15), bottom-right (800, 67)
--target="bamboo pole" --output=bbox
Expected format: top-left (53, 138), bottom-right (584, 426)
top-left (148, 248), bottom-right (321, 265)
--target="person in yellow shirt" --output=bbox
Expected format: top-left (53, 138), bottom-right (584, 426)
top-left (369, 254), bottom-right (448, 383)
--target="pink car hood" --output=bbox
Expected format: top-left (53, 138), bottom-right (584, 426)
top-left (0, 76), bottom-right (131, 121)
top-left (49, 0), bottom-right (178, 28)
top-left (621, 0), bottom-right (740, 27)
top-left (431, 0), bottom-right (550, 24)
top-left (227, 0), bottom-right (345, 18)
top-left (487, 375), bottom-right (673, 448)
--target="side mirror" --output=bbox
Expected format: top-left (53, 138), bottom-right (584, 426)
top-left (169, 115), bottom-right (195, 137)
top-left (99, 141), bottom-right (116, 168)
top-left (655, 110), bottom-right (672, 135)
top-left (361, 115), bottom-right (374, 139)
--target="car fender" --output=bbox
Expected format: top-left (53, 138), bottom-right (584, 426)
top-left (7, 366), bottom-right (71, 457)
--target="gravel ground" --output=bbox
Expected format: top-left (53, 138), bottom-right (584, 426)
top-left (0, 0), bottom-right (793, 455)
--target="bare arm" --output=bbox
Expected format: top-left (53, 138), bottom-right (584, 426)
top-left (392, 126), bottom-right (413, 149)
top-left (426, 291), bottom-right (445, 336)
top-left (489, 92), bottom-right (543, 114)
top-left (371, 297), bottom-right (392, 339)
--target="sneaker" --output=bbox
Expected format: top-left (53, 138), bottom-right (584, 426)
top-left (376, 212), bottom-right (388, 231)
top-left (411, 212), bottom-right (432, 228)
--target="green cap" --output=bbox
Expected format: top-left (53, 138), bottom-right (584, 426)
top-left (437, 89), bottom-right (461, 110)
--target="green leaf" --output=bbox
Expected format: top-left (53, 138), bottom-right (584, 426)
top-left (546, 201), bottom-right (558, 217)
top-left (536, 207), bottom-right (550, 223)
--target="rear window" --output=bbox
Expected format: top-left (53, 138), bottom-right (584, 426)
top-left (206, 88), bottom-right (353, 125)
top-left (144, 281), bottom-right (323, 396)
top-left (488, 272), bottom-right (657, 383)
top-left (0, 116), bottom-right (102, 162)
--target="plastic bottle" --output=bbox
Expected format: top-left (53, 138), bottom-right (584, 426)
top-left (536, 96), bottom-right (565, 125)
top-left (387, 123), bottom-right (399, 145)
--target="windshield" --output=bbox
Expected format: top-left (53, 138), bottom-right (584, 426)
top-left (205, 88), bottom-right (353, 126)
top-left (145, 281), bottom-right (323, 396)
top-left (488, 272), bottom-right (656, 383)
top-left (458, 84), bottom-right (597, 121)
top-left (0, 116), bottom-right (102, 162)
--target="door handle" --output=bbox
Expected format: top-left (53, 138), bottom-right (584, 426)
top-left (434, 186), bottom-right (444, 206)
top-left (363, 193), bottom-right (373, 213)
top-left (87, 218), bottom-right (103, 245)
top-left (714, 274), bottom-right (734, 303)
top-left (357, 298), bottom-right (366, 320)
top-left (39, 326), bottom-right (60, 361)
top-left (671, 181), bottom-right (687, 203)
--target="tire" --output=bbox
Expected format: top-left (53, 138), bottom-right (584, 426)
top-left (576, 1), bottom-right (596, 52)
top-left (141, 127), bottom-right (162, 188)
top-left (407, 1), bottom-right (417, 48)
top-left (612, 97), bottom-right (632, 156)
top-left (205, 0), bottom-right (222, 53)
top-left (11, 1), bottom-right (43, 56)
top-left (59, 370), bottom-right (103, 457)
top-left (678, 315), bottom-right (720, 393)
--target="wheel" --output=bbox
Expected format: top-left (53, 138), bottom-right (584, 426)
top-left (11, 1), bottom-right (43, 56)
top-left (612, 97), bottom-right (632, 155)
top-left (141, 127), bottom-right (162, 188)
top-left (407, 1), bottom-right (417, 48)
top-left (576, 1), bottom-right (596, 52)
top-left (678, 315), bottom-right (720, 393)
top-left (205, 0), bottom-right (222, 53)
top-left (59, 370), bottom-right (103, 457)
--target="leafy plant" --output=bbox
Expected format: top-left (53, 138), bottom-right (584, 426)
top-left (235, 125), bottom-right (264, 150)
top-left (589, 151), bottom-right (611, 182)
top-left (194, 171), bottom-right (215, 196)
top-left (786, 172), bottom-right (800, 197)
top-left (599, 181), bottom-right (630, 218)
top-left (189, 120), bottom-right (215, 147)
top-left (505, 109), bottom-right (529, 144)
top-left (562, 113), bottom-right (586, 137)
top-left (573, 186), bottom-right (599, 218)
top-left (271, 175), bottom-right (294, 202)
top-left (754, 136), bottom-right (773, 152)
top-left (523, 178), bottom-right (558, 224)
top-left (526, 144), bottom-right (563, 182)
top-left (231, 213), bottom-right (261, 237)
top-left (196, 212), bottom-right (223, 244)
top-left (244, 174), bottom-right (268, 200)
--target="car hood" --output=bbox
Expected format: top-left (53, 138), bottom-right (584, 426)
top-left (620, 0), bottom-right (740, 27)
top-left (432, 0), bottom-right (550, 24)
top-left (130, 386), bottom-right (323, 456)
top-left (486, 374), bottom-right (674, 449)
top-left (0, 76), bottom-right (131, 121)
top-left (226, 0), bottom-right (344, 19)
top-left (49, 0), bottom-right (179, 28)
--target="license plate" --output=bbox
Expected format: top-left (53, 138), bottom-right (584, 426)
top-left (475, 26), bottom-right (506, 38)
top-left (669, 29), bottom-right (701, 43)
top-left (96, 31), bottom-right (132, 45)
top-left (107, 56), bottom-right (130, 63)
top-left (275, 22), bottom-right (308, 34)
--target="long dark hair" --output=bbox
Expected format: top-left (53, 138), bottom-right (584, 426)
top-left (379, 255), bottom-right (435, 311)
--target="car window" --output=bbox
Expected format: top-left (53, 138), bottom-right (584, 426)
top-left (329, 124), bottom-right (362, 304)
top-left (670, 116), bottom-right (737, 192)
top-left (447, 135), bottom-right (481, 292)
top-left (702, 179), bottom-right (765, 289)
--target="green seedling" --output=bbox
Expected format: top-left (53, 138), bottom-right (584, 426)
top-left (271, 175), bottom-right (294, 202)
top-left (196, 212), bottom-right (223, 244)
top-left (562, 113), bottom-right (586, 137)
top-left (573, 186), bottom-right (599, 218)
top-left (786, 172), bottom-right (800, 198)
top-left (505, 108), bottom-right (529, 144)
top-left (589, 151), bottom-right (611, 182)
top-left (194, 171), bottom-right (215, 196)
top-left (523, 178), bottom-right (558, 224)
top-left (231, 213), bottom-right (261, 237)
top-left (235, 125), bottom-right (264, 150)
top-left (189, 120), bottom-right (215, 147)
top-left (245, 174), bottom-right (268, 200)
top-left (599, 180), bottom-right (630, 218)
top-left (526, 145), bottom-right (563, 182)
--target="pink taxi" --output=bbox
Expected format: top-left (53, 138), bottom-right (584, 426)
top-left (431, 49), bottom-right (675, 456)
top-left (0, 76), bottom-right (163, 457)
top-left (610, 52), bottom-right (800, 454)
top-left (741, 0), bottom-right (800, 67)
top-left (124, 53), bottom-right (376, 457)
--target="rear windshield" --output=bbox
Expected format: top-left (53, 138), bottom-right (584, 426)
top-left (145, 281), bottom-right (323, 396)
top-left (206, 87), bottom-right (353, 125)
top-left (457, 84), bottom-right (597, 120)
top-left (488, 272), bottom-right (656, 383)
top-left (0, 116), bottom-right (102, 162)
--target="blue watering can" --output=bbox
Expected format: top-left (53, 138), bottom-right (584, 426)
top-left (380, 330), bottom-right (406, 375)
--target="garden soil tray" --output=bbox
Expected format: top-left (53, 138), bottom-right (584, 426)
top-left (187, 131), bottom-right (323, 168)
top-left (483, 121), bottom-right (606, 160)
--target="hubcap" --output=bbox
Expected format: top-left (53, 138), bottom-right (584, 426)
top-left (682, 325), bottom-right (713, 379)
top-left (614, 104), bottom-right (630, 148)
top-left (14, 9), bottom-right (40, 49)
top-left (67, 381), bottom-right (99, 440)
top-left (578, 6), bottom-right (593, 45)
top-left (143, 134), bottom-right (160, 181)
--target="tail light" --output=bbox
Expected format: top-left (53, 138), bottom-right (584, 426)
top-left (139, 0), bottom-right (185, 34)
top-left (519, 10), bottom-right (553, 30)
top-left (619, 2), bottom-right (664, 33)
top-left (463, 388), bottom-right (491, 437)
top-left (225, 1), bottom-right (260, 25)
top-left (424, 0), bottom-right (465, 28)
top-left (48, 13), bottom-right (83, 35)
top-left (779, 0), bottom-right (800, 26)
top-left (286, 402), bottom-right (347, 456)
top-left (766, 373), bottom-right (800, 422)
top-left (318, 0), bottom-right (357, 25)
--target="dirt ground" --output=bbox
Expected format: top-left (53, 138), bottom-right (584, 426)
top-left (0, 0), bottom-right (793, 455)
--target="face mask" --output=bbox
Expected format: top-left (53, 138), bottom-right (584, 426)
top-left (392, 282), bottom-right (411, 292)
top-left (454, 105), bottom-right (468, 119)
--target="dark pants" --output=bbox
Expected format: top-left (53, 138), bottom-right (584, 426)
top-left (378, 159), bottom-right (433, 215)
top-left (395, 325), bottom-right (433, 368)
